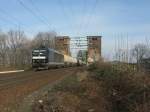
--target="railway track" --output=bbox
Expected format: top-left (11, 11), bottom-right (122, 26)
top-left (0, 67), bottom-right (84, 111)
top-left (0, 67), bottom-right (78, 91)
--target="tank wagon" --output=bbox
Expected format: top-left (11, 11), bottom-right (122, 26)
top-left (32, 47), bottom-right (79, 70)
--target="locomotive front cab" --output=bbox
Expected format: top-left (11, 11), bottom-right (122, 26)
top-left (32, 49), bottom-right (49, 68)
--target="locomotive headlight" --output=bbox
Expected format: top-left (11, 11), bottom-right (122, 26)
top-left (32, 59), bottom-right (36, 63)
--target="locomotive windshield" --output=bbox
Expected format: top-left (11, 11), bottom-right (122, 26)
top-left (32, 50), bottom-right (47, 56)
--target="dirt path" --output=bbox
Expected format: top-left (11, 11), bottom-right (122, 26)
top-left (0, 67), bottom-right (81, 112)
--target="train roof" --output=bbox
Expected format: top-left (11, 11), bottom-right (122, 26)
top-left (32, 47), bottom-right (63, 55)
top-left (48, 48), bottom-right (62, 54)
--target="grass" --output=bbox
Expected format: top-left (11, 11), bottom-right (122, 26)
top-left (32, 69), bottom-right (109, 112)
top-left (0, 64), bottom-right (32, 71)
top-left (31, 61), bottom-right (150, 112)
top-left (88, 61), bottom-right (150, 112)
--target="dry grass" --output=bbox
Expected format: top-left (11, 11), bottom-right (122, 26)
top-left (88, 61), bottom-right (150, 112)
top-left (32, 70), bottom-right (109, 112)
top-left (31, 62), bottom-right (150, 112)
top-left (0, 64), bottom-right (31, 72)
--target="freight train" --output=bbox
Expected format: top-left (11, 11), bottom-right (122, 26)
top-left (32, 47), bottom-right (82, 70)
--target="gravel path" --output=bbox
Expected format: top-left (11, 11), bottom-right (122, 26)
top-left (0, 67), bottom-right (81, 112)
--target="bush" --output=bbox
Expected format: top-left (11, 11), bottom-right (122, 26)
top-left (88, 62), bottom-right (150, 112)
top-left (32, 62), bottom-right (150, 112)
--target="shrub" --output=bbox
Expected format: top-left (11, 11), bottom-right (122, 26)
top-left (89, 62), bottom-right (150, 112)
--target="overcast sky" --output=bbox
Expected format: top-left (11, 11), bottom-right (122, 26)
top-left (0, 0), bottom-right (150, 59)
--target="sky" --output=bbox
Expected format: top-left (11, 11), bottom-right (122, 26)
top-left (0, 0), bottom-right (150, 59)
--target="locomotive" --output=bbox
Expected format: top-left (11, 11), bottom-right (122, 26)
top-left (32, 47), bottom-right (79, 70)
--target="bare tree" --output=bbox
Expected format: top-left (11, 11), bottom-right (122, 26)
top-left (7, 30), bottom-right (31, 67)
top-left (0, 29), bottom-right (57, 70)
top-left (32, 31), bottom-right (56, 48)
top-left (132, 43), bottom-right (148, 70)
top-left (0, 31), bottom-right (8, 67)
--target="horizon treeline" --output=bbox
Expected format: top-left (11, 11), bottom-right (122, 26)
top-left (0, 29), bottom-right (56, 69)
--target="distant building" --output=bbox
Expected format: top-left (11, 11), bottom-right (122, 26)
top-left (87, 36), bottom-right (102, 63)
top-left (55, 36), bottom-right (71, 55)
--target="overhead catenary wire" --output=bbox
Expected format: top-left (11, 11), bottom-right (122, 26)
top-left (83, 0), bottom-right (99, 35)
top-left (0, 8), bottom-right (19, 29)
top-left (56, 0), bottom-right (87, 55)
top-left (0, 8), bottom-right (19, 26)
top-left (57, 0), bottom-right (75, 35)
top-left (77, 0), bottom-right (88, 36)
top-left (72, 0), bottom-right (99, 56)
top-left (68, 0), bottom-right (88, 52)
top-left (17, 0), bottom-right (51, 30)
top-left (28, 0), bottom-right (52, 29)
top-left (0, 15), bottom-right (18, 29)
top-left (0, 7), bottom-right (36, 34)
